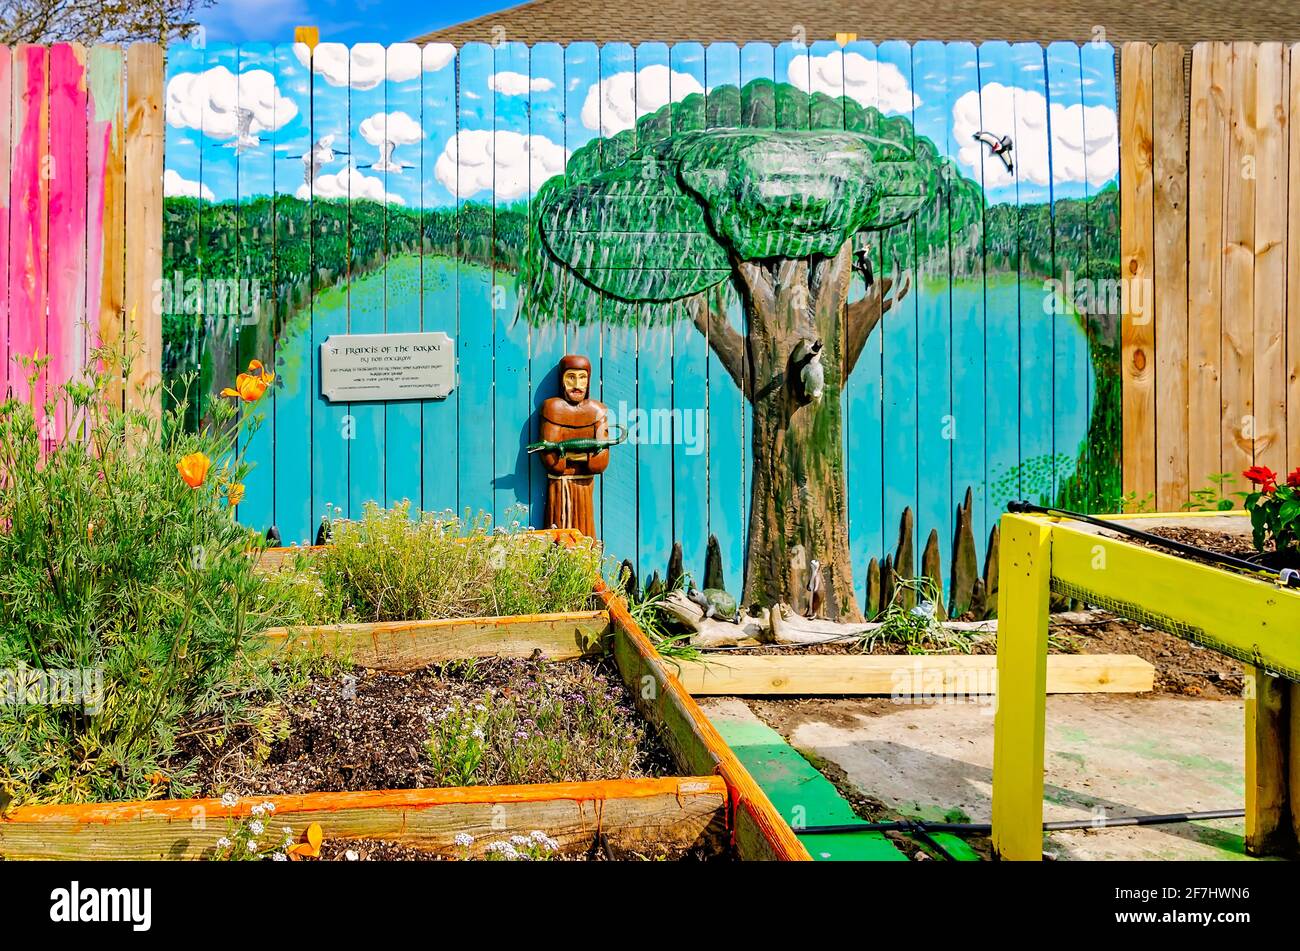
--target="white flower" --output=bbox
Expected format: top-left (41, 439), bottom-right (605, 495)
top-left (251, 803), bottom-right (266, 818)
top-left (220, 793), bottom-right (239, 808)
top-left (246, 839), bottom-right (259, 852)
top-left (454, 833), bottom-right (474, 848)
top-left (216, 836), bottom-right (232, 850)
top-left (510, 835), bottom-right (531, 847)
top-left (249, 820), bottom-right (265, 836)
top-left (271, 852), bottom-right (288, 861)
top-left (485, 841), bottom-right (518, 860)
top-left (261, 801), bottom-right (276, 814)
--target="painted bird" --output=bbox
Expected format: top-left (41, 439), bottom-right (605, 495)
top-left (288, 135), bottom-right (349, 187)
top-left (972, 130), bottom-right (1014, 173)
top-left (806, 559), bottom-right (824, 619)
top-left (799, 340), bottom-right (825, 403)
top-left (227, 107), bottom-right (260, 155)
top-left (361, 139), bottom-right (416, 174)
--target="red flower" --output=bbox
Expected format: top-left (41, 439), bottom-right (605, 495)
top-left (1288, 467), bottom-right (1300, 488)
top-left (1244, 465), bottom-right (1278, 490)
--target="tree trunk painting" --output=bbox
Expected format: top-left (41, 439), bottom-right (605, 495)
top-left (692, 249), bottom-right (907, 620)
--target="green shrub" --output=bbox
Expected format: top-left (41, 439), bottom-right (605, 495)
top-left (314, 502), bottom-right (606, 622)
top-left (0, 355), bottom-right (311, 806)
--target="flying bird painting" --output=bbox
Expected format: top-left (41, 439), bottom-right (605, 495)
top-left (361, 140), bottom-right (416, 173)
top-left (972, 130), bottom-right (1014, 172)
top-left (287, 135), bottom-right (349, 187)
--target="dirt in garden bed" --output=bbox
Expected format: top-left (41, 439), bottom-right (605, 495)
top-left (178, 656), bottom-right (677, 797)
top-left (698, 611), bottom-right (1242, 698)
top-left (315, 835), bottom-right (728, 862)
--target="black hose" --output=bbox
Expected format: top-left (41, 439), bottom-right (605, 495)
top-left (1007, 500), bottom-right (1300, 587)
top-left (796, 807), bottom-right (1245, 836)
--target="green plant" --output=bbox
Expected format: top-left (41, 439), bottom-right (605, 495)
top-left (1241, 465), bottom-right (1300, 554)
top-left (1183, 473), bottom-right (1238, 512)
top-left (313, 503), bottom-right (605, 622)
top-left (426, 661), bottom-right (650, 786)
top-left (624, 588), bottom-right (701, 663)
top-left (0, 352), bottom-right (315, 806)
top-left (858, 577), bottom-right (975, 655)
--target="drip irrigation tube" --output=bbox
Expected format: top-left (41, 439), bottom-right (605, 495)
top-left (797, 808), bottom-right (1245, 837)
top-left (1007, 501), bottom-right (1300, 588)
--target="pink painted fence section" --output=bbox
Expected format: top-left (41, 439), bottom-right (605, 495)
top-left (2, 42), bottom-right (129, 442)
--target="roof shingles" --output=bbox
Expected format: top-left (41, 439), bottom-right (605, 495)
top-left (415, 0), bottom-right (1300, 45)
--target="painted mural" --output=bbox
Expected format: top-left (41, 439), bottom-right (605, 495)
top-left (158, 39), bottom-right (1122, 617)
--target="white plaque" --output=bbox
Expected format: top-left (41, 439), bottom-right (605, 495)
top-left (320, 332), bottom-right (455, 402)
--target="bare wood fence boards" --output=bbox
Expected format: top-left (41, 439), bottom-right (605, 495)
top-left (1122, 40), bottom-right (1300, 504)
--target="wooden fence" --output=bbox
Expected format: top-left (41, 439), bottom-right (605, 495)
top-left (1120, 41), bottom-right (1300, 508)
top-left (1, 43), bottom-right (162, 426)
top-left (5, 38), bottom-right (1125, 618)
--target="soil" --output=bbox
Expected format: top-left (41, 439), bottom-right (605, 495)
top-left (702, 610), bottom-right (1243, 698)
top-left (179, 656), bottom-right (677, 796)
top-left (315, 836), bottom-right (728, 861)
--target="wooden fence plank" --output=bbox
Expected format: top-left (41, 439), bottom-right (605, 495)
top-left (1120, 42), bottom-right (1156, 506)
top-left (237, 41), bottom-right (278, 535)
top-left (1290, 45), bottom-right (1300, 475)
top-left (271, 40), bottom-right (312, 542)
top-left (491, 40), bottom-right (532, 527)
top-left (46, 42), bottom-right (88, 436)
top-left (1289, 44), bottom-right (1300, 475)
top-left (669, 41), bottom-right (710, 584)
top-left (1188, 42), bottom-right (1230, 493)
top-left (8, 45), bottom-right (50, 411)
top-left (419, 42), bottom-right (460, 518)
top-left (1253, 43), bottom-right (1288, 479)
top-left (634, 40), bottom-right (676, 586)
top-left (345, 42), bottom-right (387, 520)
top-left (124, 42), bottom-right (164, 419)
top-left (1222, 42), bottom-right (1258, 490)
top-left (1152, 42), bottom-right (1188, 509)
top-left (0, 46), bottom-right (11, 403)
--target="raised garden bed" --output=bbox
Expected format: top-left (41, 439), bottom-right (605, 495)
top-left (1, 527), bottom-right (803, 861)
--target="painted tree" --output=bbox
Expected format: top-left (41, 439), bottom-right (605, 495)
top-left (523, 81), bottom-right (979, 620)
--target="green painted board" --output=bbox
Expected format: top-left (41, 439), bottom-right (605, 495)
top-left (707, 705), bottom-right (907, 861)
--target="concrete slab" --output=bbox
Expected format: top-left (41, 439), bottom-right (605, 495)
top-left (738, 694), bottom-right (1254, 861)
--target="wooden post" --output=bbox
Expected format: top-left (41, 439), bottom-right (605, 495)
top-left (991, 514), bottom-right (1053, 861)
top-left (1244, 665), bottom-right (1296, 856)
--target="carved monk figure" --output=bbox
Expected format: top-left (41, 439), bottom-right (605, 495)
top-left (539, 354), bottom-right (609, 537)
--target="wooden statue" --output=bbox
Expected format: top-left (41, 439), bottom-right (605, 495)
top-left (536, 355), bottom-right (612, 537)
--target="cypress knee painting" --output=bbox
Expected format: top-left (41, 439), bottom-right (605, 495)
top-left (160, 39), bottom-right (1121, 619)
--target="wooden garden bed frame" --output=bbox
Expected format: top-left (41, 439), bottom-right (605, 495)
top-left (1, 530), bottom-right (805, 861)
top-left (992, 511), bottom-right (1300, 861)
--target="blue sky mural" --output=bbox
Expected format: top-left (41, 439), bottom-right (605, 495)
top-left (163, 41), bottom-right (1119, 207)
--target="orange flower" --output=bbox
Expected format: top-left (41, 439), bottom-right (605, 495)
top-left (177, 452), bottom-right (211, 488)
top-left (226, 482), bottom-right (246, 507)
top-left (221, 359), bottom-right (275, 403)
top-left (287, 822), bottom-right (324, 860)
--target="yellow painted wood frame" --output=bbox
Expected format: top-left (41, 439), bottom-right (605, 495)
top-left (992, 511), bottom-right (1300, 860)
